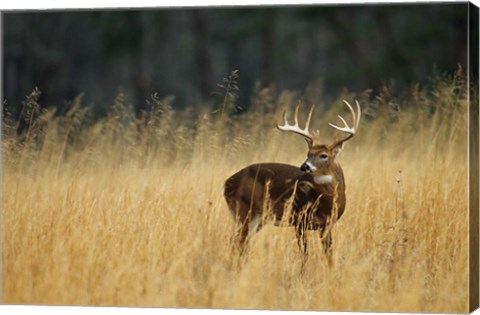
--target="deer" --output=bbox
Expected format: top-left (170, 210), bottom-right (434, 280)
top-left (223, 100), bottom-right (361, 265)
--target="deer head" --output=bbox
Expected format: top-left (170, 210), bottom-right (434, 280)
top-left (277, 100), bottom-right (361, 184)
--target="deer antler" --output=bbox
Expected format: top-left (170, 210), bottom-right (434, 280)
top-left (328, 100), bottom-right (361, 145)
top-left (277, 100), bottom-right (320, 144)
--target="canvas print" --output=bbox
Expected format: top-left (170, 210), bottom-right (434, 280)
top-left (2, 2), bottom-right (479, 313)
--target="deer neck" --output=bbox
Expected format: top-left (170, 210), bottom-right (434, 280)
top-left (314, 174), bottom-right (334, 185)
top-left (311, 164), bottom-right (343, 193)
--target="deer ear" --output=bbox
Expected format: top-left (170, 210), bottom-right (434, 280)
top-left (305, 138), bottom-right (313, 148)
top-left (332, 142), bottom-right (344, 156)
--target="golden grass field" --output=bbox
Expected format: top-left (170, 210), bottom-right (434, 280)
top-left (2, 73), bottom-right (473, 312)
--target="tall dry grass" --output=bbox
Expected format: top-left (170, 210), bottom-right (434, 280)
top-left (2, 72), bottom-right (471, 312)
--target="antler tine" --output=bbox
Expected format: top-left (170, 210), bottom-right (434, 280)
top-left (293, 100), bottom-right (300, 126)
top-left (305, 102), bottom-right (315, 132)
top-left (328, 100), bottom-right (361, 144)
top-left (277, 101), bottom-right (317, 142)
top-left (335, 114), bottom-right (349, 130)
top-left (281, 110), bottom-right (289, 125)
top-left (355, 100), bottom-right (361, 129)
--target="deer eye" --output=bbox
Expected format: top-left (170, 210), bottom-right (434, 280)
top-left (319, 153), bottom-right (329, 159)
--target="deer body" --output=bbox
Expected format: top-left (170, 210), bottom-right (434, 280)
top-left (225, 162), bottom-right (346, 228)
top-left (224, 100), bottom-right (361, 262)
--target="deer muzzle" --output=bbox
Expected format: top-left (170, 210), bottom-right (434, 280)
top-left (300, 161), bottom-right (316, 173)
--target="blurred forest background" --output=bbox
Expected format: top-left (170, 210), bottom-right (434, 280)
top-left (3, 3), bottom-right (469, 119)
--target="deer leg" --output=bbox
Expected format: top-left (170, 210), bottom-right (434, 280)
top-left (229, 214), bottom-right (246, 255)
top-left (295, 219), bottom-right (309, 271)
top-left (237, 215), bottom-right (263, 255)
top-left (296, 225), bottom-right (308, 256)
top-left (248, 215), bottom-right (262, 240)
top-left (321, 230), bottom-right (333, 266)
top-left (295, 223), bottom-right (308, 275)
top-left (228, 197), bottom-right (250, 256)
top-left (230, 218), bottom-right (249, 255)
top-left (232, 206), bottom-right (264, 257)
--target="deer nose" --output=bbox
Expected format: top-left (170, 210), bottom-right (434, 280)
top-left (301, 162), bottom-right (313, 173)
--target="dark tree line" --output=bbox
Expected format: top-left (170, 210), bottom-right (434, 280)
top-left (3, 3), bottom-right (469, 119)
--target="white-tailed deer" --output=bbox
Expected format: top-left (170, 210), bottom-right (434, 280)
top-left (224, 100), bottom-right (361, 264)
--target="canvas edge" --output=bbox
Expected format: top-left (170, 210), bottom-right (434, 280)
top-left (0, 9), bottom-right (4, 306)
top-left (469, 1), bottom-right (480, 313)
